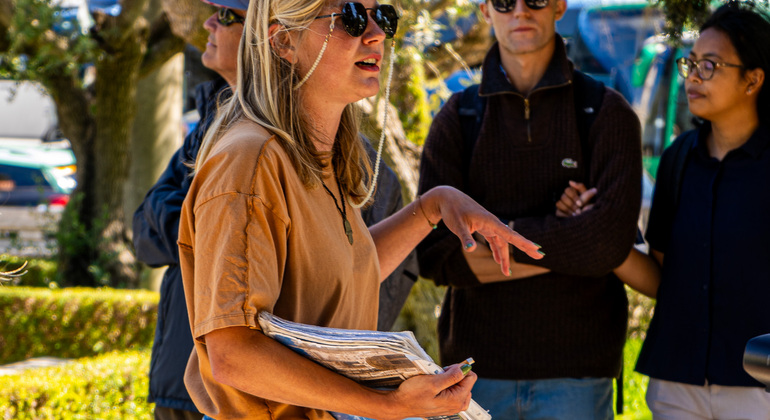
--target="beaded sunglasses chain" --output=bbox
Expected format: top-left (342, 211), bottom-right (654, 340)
top-left (294, 2), bottom-right (399, 209)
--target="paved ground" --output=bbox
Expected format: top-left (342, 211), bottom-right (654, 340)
top-left (0, 357), bottom-right (70, 376)
top-left (0, 206), bottom-right (57, 257)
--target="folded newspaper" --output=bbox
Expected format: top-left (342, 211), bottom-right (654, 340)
top-left (257, 312), bottom-right (491, 420)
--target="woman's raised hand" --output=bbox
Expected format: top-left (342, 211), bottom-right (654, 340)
top-left (423, 186), bottom-right (544, 276)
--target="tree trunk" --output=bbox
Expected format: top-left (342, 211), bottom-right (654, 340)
top-left (127, 52), bottom-right (185, 291)
top-left (125, 52), bottom-right (184, 227)
top-left (85, 39), bottom-right (145, 288)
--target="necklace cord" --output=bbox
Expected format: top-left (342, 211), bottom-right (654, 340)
top-left (320, 173), bottom-right (354, 245)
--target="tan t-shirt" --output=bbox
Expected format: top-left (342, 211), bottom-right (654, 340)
top-left (178, 120), bottom-right (380, 419)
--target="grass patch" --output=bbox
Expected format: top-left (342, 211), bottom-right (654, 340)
top-left (617, 338), bottom-right (651, 419)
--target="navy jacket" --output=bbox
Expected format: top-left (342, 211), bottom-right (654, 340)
top-left (133, 77), bottom-right (417, 411)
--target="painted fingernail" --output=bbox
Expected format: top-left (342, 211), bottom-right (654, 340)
top-left (508, 268), bottom-right (512, 276)
top-left (465, 242), bottom-right (474, 249)
top-left (533, 242), bottom-right (542, 248)
top-left (461, 357), bottom-right (475, 375)
top-left (537, 250), bottom-right (546, 256)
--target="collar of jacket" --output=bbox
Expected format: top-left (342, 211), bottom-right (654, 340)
top-left (479, 34), bottom-right (574, 97)
top-left (196, 76), bottom-right (231, 118)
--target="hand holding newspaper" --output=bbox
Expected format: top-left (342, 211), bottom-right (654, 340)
top-left (257, 312), bottom-right (491, 420)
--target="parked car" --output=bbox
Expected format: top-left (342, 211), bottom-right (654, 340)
top-left (0, 140), bottom-right (76, 208)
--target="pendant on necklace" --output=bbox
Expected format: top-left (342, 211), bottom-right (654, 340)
top-left (344, 219), bottom-right (354, 245)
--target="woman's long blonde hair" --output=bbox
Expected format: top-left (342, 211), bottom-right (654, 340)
top-left (195, 0), bottom-right (372, 203)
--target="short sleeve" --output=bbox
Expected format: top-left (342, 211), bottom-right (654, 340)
top-left (187, 191), bottom-right (288, 341)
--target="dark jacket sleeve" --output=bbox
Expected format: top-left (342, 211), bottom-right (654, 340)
top-left (509, 89), bottom-right (642, 277)
top-left (417, 93), bottom-right (477, 287)
top-left (132, 133), bottom-right (197, 267)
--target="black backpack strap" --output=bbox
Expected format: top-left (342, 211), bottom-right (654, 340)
top-left (571, 71), bottom-right (606, 182)
top-left (458, 84), bottom-right (487, 186)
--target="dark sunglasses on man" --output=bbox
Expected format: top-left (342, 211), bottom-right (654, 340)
top-left (490, 0), bottom-right (549, 13)
top-left (314, 2), bottom-right (399, 39)
top-left (217, 7), bottom-right (245, 26)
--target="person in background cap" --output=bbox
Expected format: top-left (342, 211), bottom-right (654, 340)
top-left (133, 1), bottom-right (246, 418)
top-left (133, 0), bottom-right (418, 417)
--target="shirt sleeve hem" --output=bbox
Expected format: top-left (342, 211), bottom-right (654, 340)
top-left (192, 311), bottom-right (261, 343)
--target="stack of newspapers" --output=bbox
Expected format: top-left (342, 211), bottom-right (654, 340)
top-left (258, 312), bottom-right (491, 420)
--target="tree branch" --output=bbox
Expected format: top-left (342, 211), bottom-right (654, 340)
top-left (115, 0), bottom-right (152, 32)
top-left (139, 15), bottom-right (185, 78)
top-left (162, 0), bottom-right (214, 51)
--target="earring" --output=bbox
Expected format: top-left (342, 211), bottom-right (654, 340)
top-left (747, 88), bottom-right (753, 94)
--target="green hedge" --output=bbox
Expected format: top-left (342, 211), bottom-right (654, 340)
top-left (0, 287), bottom-right (158, 364)
top-left (0, 349), bottom-right (153, 419)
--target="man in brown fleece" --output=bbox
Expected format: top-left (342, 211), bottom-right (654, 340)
top-left (417, 0), bottom-right (642, 418)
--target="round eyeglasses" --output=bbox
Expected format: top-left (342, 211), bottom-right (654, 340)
top-left (217, 8), bottom-right (245, 27)
top-left (676, 57), bottom-right (744, 81)
top-left (314, 2), bottom-right (399, 39)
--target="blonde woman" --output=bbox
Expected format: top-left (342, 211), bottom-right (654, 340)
top-left (177, 0), bottom-right (544, 418)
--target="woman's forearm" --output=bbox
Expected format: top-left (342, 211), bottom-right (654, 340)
top-left (613, 247), bottom-right (661, 298)
top-left (205, 326), bottom-right (475, 419)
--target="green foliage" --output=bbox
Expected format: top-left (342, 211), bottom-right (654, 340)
top-left (654, 0), bottom-right (712, 39)
top-left (0, 287), bottom-right (158, 364)
top-left (617, 338), bottom-right (652, 419)
top-left (0, 349), bottom-right (153, 419)
top-left (627, 287), bottom-right (655, 340)
top-left (55, 193), bottom-right (122, 287)
top-left (655, 0), bottom-right (770, 40)
top-left (387, 1), bottom-right (481, 146)
top-left (0, 255), bottom-right (58, 287)
top-left (396, 46), bottom-right (433, 145)
top-left (0, 0), bottom-right (97, 84)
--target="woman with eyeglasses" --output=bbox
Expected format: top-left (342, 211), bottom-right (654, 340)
top-left (176, 0), bottom-right (545, 418)
top-left (557, 2), bottom-right (770, 418)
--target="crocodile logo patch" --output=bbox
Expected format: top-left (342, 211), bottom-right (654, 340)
top-left (561, 158), bottom-right (578, 169)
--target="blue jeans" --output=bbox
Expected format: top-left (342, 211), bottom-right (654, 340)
top-left (471, 377), bottom-right (614, 420)
top-left (202, 417), bottom-right (215, 420)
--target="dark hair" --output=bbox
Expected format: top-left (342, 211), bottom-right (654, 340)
top-left (701, 1), bottom-right (770, 119)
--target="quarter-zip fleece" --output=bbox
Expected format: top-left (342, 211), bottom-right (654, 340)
top-left (417, 36), bottom-right (642, 380)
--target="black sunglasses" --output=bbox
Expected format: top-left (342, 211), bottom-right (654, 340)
top-left (217, 8), bottom-right (245, 27)
top-left (489, 0), bottom-right (549, 13)
top-left (315, 2), bottom-right (399, 39)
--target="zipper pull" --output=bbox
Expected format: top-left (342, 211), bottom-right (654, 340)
top-left (524, 98), bottom-right (530, 120)
top-left (524, 98), bottom-right (532, 142)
